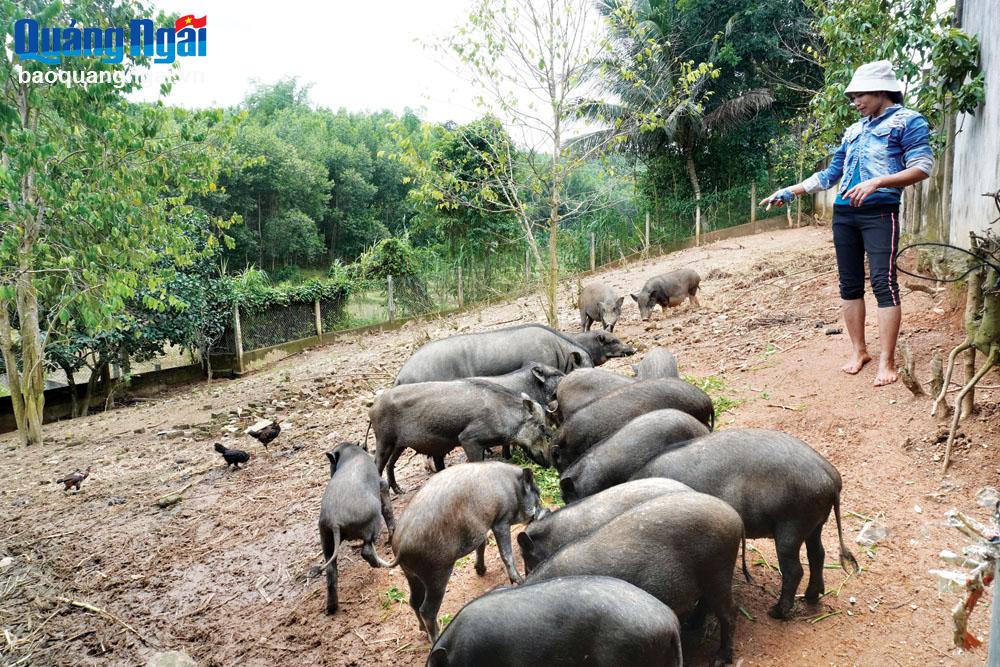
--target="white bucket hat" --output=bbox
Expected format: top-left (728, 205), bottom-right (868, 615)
top-left (844, 60), bottom-right (902, 95)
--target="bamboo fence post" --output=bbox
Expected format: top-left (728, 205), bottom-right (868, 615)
top-left (232, 303), bottom-right (244, 375)
top-left (387, 275), bottom-right (395, 323)
top-left (589, 233), bottom-right (596, 272)
top-left (644, 212), bottom-right (650, 256)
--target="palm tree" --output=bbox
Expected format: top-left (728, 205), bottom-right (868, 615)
top-left (577, 0), bottom-right (774, 243)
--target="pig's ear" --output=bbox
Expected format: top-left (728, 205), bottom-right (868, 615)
top-left (596, 332), bottom-right (608, 343)
top-left (551, 447), bottom-right (562, 466)
top-left (530, 364), bottom-right (546, 383)
top-left (630, 293), bottom-right (639, 302)
top-left (520, 393), bottom-right (534, 413)
top-left (569, 351), bottom-right (585, 367)
top-left (428, 647), bottom-right (449, 667)
top-left (559, 477), bottom-right (575, 498)
top-left (517, 531), bottom-right (534, 551)
top-left (521, 467), bottom-right (535, 484)
top-left (326, 451), bottom-right (339, 475)
top-left (615, 295), bottom-right (625, 309)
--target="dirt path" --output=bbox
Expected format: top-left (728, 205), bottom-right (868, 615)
top-left (2, 224), bottom-right (997, 666)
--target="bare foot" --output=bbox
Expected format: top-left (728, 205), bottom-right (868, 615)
top-left (842, 351), bottom-right (872, 374)
top-left (874, 364), bottom-right (898, 386)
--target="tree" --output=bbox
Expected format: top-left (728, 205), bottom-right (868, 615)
top-left (1, 0), bottom-right (235, 445)
top-left (435, 0), bottom-right (616, 326)
top-left (803, 0), bottom-right (983, 154)
top-left (581, 0), bottom-right (786, 243)
top-left (216, 122), bottom-right (329, 269)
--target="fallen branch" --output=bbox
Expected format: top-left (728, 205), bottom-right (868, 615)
top-left (766, 403), bottom-right (805, 411)
top-left (905, 281), bottom-right (940, 295)
top-left (805, 610), bottom-right (842, 624)
top-left (57, 597), bottom-right (152, 646)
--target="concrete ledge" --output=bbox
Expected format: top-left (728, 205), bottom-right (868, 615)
top-left (0, 363), bottom-right (207, 433)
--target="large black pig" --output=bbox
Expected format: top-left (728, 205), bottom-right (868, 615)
top-left (631, 428), bottom-right (859, 619)
top-left (370, 381), bottom-right (550, 492)
top-left (387, 462), bottom-right (541, 643)
top-left (315, 442), bottom-right (395, 614)
top-left (525, 491), bottom-right (742, 666)
top-left (517, 478), bottom-right (691, 572)
top-left (550, 377), bottom-right (714, 470)
top-left (558, 409), bottom-right (710, 502)
top-left (394, 324), bottom-right (600, 384)
top-left (427, 576), bottom-right (683, 666)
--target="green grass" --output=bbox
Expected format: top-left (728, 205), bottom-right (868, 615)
top-left (682, 374), bottom-right (745, 422)
top-left (439, 613), bottom-right (453, 627)
top-left (510, 450), bottom-right (563, 508)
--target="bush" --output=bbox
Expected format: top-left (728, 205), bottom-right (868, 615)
top-left (231, 268), bottom-right (352, 314)
top-left (357, 237), bottom-right (434, 314)
top-left (272, 265), bottom-right (302, 284)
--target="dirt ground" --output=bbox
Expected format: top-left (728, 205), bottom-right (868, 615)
top-left (2, 223), bottom-right (999, 667)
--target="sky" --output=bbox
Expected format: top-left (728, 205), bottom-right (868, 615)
top-left (132, 0), bottom-right (484, 125)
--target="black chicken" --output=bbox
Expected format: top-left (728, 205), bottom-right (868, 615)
top-left (214, 443), bottom-right (251, 469)
top-left (57, 466), bottom-right (91, 491)
top-left (247, 421), bottom-right (281, 448)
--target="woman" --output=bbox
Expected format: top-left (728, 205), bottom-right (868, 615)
top-left (761, 60), bottom-right (934, 386)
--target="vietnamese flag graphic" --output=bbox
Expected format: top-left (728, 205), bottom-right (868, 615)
top-left (174, 14), bottom-right (207, 31)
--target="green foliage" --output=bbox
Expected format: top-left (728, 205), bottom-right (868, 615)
top-left (381, 586), bottom-right (407, 610)
top-left (803, 0), bottom-right (984, 156)
top-left (1, 0), bottom-right (241, 441)
top-left (357, 237), bottom-right (425, 281)
top-left (231, 272), bottom-right (352, 315)
top-left (585, 0), bottom-right (816, 236)
top-left (356, 237), bottom-right (433, 314)
top-left (511, 450), bottom-right (563, 508)
top-left (683, 374), bottom-right (744, 421)
top-left (200, 79), bottom-right (424, 267)
top-left (271, 265), bottom-right (303, 284)
top-left (41, 214), bottom-right (237, 395)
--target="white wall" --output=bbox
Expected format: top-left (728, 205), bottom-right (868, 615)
top-left (949, 0), bottom-right (1000, 246)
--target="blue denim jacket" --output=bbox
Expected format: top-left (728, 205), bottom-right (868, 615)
top-left (802, 105), bottom-right (934, 205)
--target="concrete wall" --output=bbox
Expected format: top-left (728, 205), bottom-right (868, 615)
top-left (0, 363), bottom-right (206, 433)
top-left (949, 0), bottom-right (1000, 246)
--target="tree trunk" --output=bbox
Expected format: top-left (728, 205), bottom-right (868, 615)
top-left (61, 364), bottom-right (79, 419)
top-left (546, 142), bottom-right (562, 328)
top-left (204, 343), bottom-right (214, 384)
top-left (685, 152), bottom-right (702, 245)
top-left (16, 268), bottom-right (45, 445)
top-left (81, 356), bottom-right (107, 418)
top-left (0, 302), bottom-right (28, 446)
top-left (547, 210), bottom-right (559, 327)
top-left (12, 83), bottom-right (45, 445)
top-left (257, 195), bottom-right (264, 268)
top-left (796, 158), bottom-right (804, 227)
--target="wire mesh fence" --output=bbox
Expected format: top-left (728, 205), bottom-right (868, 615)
top-left (218, 177), bottom-right (809, 362)
top-left (240, 301), bottom-right (316, 351)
